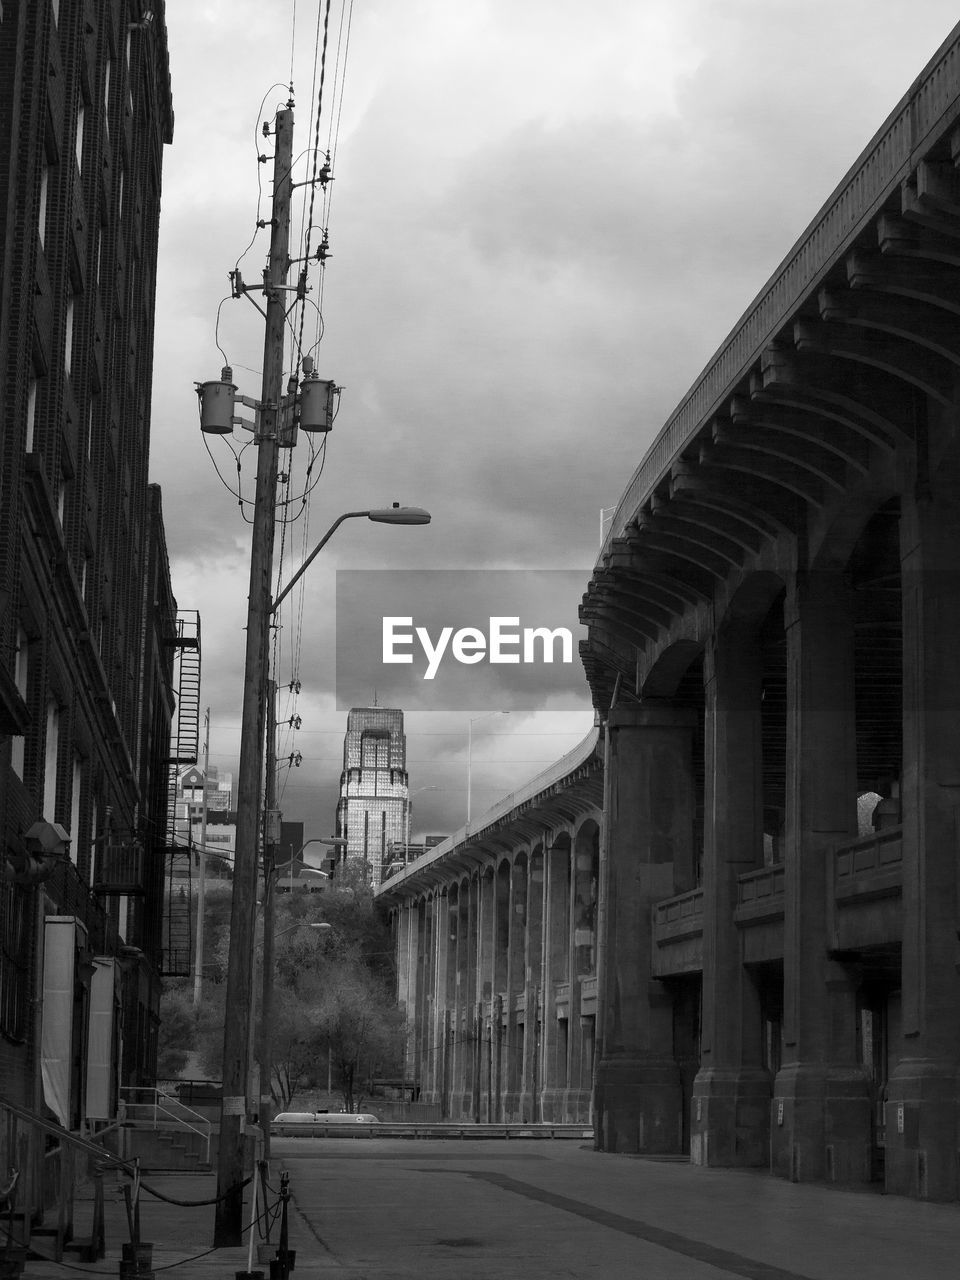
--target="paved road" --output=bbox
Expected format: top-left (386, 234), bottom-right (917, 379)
top-left (272, 1136), bottom-right (960, 1279)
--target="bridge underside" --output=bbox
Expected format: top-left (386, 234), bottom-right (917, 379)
top-left (581, 29), bottom-right (960, 1200)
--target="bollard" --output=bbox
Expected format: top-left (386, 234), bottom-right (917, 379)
top-left (276, 1172), bottom-right (292, 1280)
top-left (119, 1241), bottom-right (153, 1280)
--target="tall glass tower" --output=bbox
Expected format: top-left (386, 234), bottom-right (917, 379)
top-left (335, 707), bottom-right (408, 887)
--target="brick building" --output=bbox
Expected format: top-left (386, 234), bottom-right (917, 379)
top-left (0, 0), bottom-right (185, 1215)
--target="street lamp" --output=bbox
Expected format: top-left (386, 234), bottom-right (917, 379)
top-left (217, 500), bottom-right (430, 1240)
top-left (271, 505), bottom-right (431, 615)
top-left (274, 920), bottom-right (332, 941)
top-left (467, 711), bottom-right (509, 825)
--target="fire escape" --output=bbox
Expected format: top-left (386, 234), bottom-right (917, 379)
top-left (162, 611), bottom-right (201, 976)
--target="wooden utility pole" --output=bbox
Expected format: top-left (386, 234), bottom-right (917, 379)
top-left (214, 105), bottom-right (293, 1247)
top-left (192, 707), bottom-right (210, 1010)
top-left (259, 680), bottom-right (279, 1162)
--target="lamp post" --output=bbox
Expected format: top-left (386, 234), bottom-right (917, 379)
top-left (269, 505), bottom-right (431, 616)
top-left (466, 711), bottom-right (509, 825)
top-left (216, 500), bottom-right (431, 1239)
top-left (275, 920), bottom-right (332, 940)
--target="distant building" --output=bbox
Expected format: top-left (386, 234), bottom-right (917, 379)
top-left (172, 764), bottom-right (234, 861)
top-left (383, 833), bottom-right (446, 883)
top-left (335, 707), bottom-right (408, 887)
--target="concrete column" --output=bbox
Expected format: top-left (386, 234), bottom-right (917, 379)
top-left (451, 886), bottom-right (469, 1117)
top-left (540, 842), bottom-right (570, 1120)
top-left (454, 881), bottom-right (471, 1116)
top-left (502, 856), bottom-right (525, 1119)
top-left (416, 899), bottom-right (430, 1100)
top-left (477, 868), bottom-right (496, 1120)
top-left (441, 890), bottom-right (458, 1118)
top-left (772, 569), bottom-right (870, 1186)
top-left (418, 900), bottom-right (432, 1098)
top-left (885, 472), bottom-right (960, 1199)
top-left (564, 852), bottom-right (583, 1117)
top-left (565, 829), bottom-right (596, 1119)
top-left (692, 624), bottom-right (770, 1167)
top-left (467, 874), bottom-right (482, 1122)
top-left (427, 888), bottom-right (452, 1107)
top-left (594, 702), bottom-right (696, 1154)
top-left (520, 849), bottom-right (545, 1122)
top-left (424, 901), bottom-right (440, 1100)
top-left (396, 904), bottom-right (418, 1087)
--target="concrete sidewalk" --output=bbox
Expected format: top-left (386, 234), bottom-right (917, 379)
top-left (277, 1135), bottom-right (960, 1280)
top-left (17, 1168), bottom-right (315, 1280)
top-left (15, 1137), bottom-right (960, 1279)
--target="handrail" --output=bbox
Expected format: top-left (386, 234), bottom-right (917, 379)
top-left (119, 1087), bottom-right (212, 1165)
top-left (121, 1085), bottom-right (211, 1134)
top-left (0, 1092), bottom-right (135, 1174)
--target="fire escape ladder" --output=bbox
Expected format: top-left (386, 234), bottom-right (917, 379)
top-left (161, 611), bottom-right (201, 977)
top-left (161, 843), bottom-right (193, 978)
top-left (168, 611), bottom-right (201, 767)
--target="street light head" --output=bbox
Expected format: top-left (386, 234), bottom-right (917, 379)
top-left (367, 505), bottom-right (431, 526)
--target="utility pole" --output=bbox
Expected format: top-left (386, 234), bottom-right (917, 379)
top-left (259, 680), bottom-right (279, 1162)
top-left (214, 104), bottom-right (294, 1247)
top-left (192, 707), bottom-right (210, 1010)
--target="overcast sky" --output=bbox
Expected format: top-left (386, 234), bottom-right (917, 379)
top-left (149, 1), bottom-right (960, 842)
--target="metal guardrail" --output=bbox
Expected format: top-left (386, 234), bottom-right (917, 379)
top-left (271, 1121), bottom-right (593, 1140)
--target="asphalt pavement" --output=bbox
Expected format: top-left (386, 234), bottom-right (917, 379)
top-left (17, 1137), bottom-right (960, 1279)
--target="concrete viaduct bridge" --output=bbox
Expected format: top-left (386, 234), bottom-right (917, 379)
top-left (379, 23), bottom-right (960, 1202)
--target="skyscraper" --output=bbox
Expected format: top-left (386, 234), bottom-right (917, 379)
top-left (335, 707), bottom-right (408, 887)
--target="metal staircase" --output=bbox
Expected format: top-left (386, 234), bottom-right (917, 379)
top-left (161, 845), bottom-right (192, 977)
top-left (166, 611), bottom-right (201, 813)
top-left (161, 611), bottom-right (201, 977)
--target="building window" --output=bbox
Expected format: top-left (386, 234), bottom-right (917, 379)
top-left (43, 700), bottom-right (60, 819)
top-left (25, 379), bottom-right (37, 453)
top-left (361, 734), bottom-right (389, 771)
top-left (0, 883), bottom-right (30, 1042)
top-left (69, 755), bottom-right (82, 867)
top-left (64, 295), bottom-right (76, 377)
top-left (11, 627), bottom-right (29, 779)
top-left (38, 162), bottom-right (49, 249)
top-left (86, 397), bottom-right (96, 462)
top-left (75, 100), bottom-right (85, 173)
top-left (89, 797), bottom-right (98, 886)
